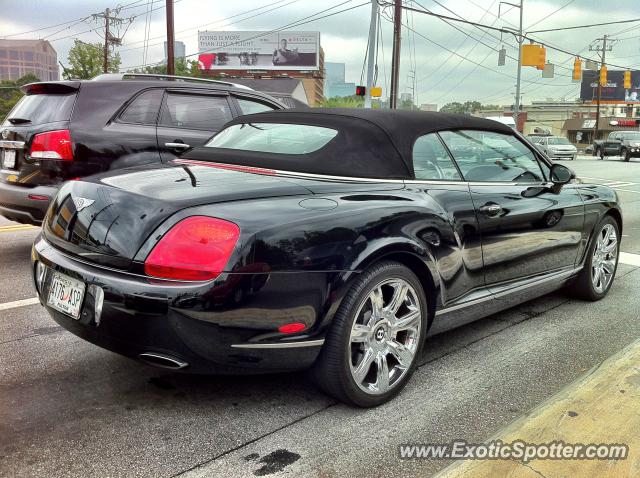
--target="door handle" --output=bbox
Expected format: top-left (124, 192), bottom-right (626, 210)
top-left (165, 142), bottom-right (191, 150)
top-left (479, 203), bottom-right (502, 216)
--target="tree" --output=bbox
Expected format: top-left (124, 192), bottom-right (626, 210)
top-left (63, 40), bottom-right (121, 79)
top-left (128, 57), bottom-right (200, 77)
top-left (439, 101), bottom-right (483, 115)
top-left (0, 73), bottom-right (40, 121)
top-left (318, 95), bottom-right (368, 108)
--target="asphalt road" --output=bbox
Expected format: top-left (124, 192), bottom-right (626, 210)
top-left (1, 156), bottom-right (640, 478)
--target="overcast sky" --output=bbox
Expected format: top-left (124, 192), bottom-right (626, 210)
top-left (2, 0), bottom-right (639, 107)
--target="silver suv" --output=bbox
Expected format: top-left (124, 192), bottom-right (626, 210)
top-left (532, 136), bottom-right (577, 161)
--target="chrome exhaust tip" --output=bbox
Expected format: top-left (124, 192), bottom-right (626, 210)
top-left (138, 352), bottom-right (189, 370)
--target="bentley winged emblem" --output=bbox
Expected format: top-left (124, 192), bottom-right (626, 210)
top-left (73, 197), bottom-right (95, 212)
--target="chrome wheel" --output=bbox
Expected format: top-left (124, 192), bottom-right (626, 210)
top-left (348, 278), bottom-right (422, 395)
top-left (591, 223), bottom-right (618, 294)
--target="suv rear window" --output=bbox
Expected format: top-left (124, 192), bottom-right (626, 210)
top-left (3, 93), bottom-right (76, 126)
top-left (206, 123), bottom-right (338, 155)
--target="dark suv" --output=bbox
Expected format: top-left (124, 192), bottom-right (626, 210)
top-left (0, 73), bottom-right (285, 225)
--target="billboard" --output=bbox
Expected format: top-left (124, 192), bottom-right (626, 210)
top-left (580, 69), bottom-right (640, 102)
top-left (197, 31), bottom-right (320, 71)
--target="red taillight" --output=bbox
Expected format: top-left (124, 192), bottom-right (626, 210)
top-left (144, 216), bottom-right (240, 281)
top-left (30, 130), bottom-right (73, 161)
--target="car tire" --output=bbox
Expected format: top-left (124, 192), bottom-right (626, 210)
top-left (568, 216), bottom-right (620, 301)
top-left (313, 261), bottom-right (427, 407)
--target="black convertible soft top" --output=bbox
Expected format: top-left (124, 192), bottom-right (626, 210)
top-left (181, 108), bottom-right (516, 179)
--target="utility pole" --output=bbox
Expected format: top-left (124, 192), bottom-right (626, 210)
top-left (103, 8), bottom-right (110, 73)
top-left (499, 1), bottom-right (524, 130)
top-left (590, 35), bottom-right (613, 143)
top-left (93, 8), bottom-right (129, 74)
top-left (364, 0), bottom-right (378, 109)
top-left (513, 0), bottom-right (523, 131)
top-left (389, 0), bottom-right (402, 109)
top-left (166, 0), bottom-right (175, 75)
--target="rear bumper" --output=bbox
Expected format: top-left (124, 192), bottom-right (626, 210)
top-left (32, 236), bottom-right (329, 374)
top-left (0, 181), bottom-right (57, 225)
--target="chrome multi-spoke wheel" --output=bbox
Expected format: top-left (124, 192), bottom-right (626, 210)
top-left (314, 262), bottom-right (426, 407)
top-left (348, 278), bottom-right (422, 395)
top-left (591, 223), bottom-right (618, 294)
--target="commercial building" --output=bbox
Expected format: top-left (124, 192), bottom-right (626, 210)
top-left (0, 39), bottom-right (58, 81)
top-left (164, 40), bottom-right (186, 60)
top-left (324, 62), bottom-right (356, 98)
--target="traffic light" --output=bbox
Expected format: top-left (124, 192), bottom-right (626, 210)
top-left (599, 65), bottom-right (607, 87)
top-left (572, 58), bottom-right (582, 82)
top-left (624, 70), bottom-right (632, 89)
top-left (521, 44), bottom-right (546, 69)
top-left (355, 86), bottom-right (366, 96)
top-left (521, 44), bottom-right (539, 67)
top-left (536, 46), bottom-right (546, 70)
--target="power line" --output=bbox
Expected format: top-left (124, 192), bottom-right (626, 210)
top-left (120, 0), bottom-right (368, 70)
top-left (528, 18), bottom-right (640, 34)
top-left (0, 0), bottom-right (157, 39)
top-left (525, 0), bottom-right (576, 31)
top-left (381, 2), bottom-right (637, 70)
top-left (118, 0), bottom-right (299, 52)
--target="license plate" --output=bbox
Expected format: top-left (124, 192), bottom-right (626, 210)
top-left (46, 271), bottom-right (86, 319)
top-left (2, 149), bottom-right (16, 169)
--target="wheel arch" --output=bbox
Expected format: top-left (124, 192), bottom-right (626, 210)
top-left (323, 243), bottom-right (440, 332)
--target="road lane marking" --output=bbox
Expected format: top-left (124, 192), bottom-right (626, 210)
top-left (619, 252), bottom-right (640, 267)
top-left (0, 224), bottom-right (38, 233)
top-left (0, 297), bottom-right (40, 312)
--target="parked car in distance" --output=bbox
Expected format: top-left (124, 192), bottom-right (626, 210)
top-left (594, 130), bottom-right (640, 161)
top-left (532, 136), bottom-right (578, 160)
top-left (32, 109), bottom-right (622, 407)
top-left (0, 73), bottom-right (285, 225)
top-left (585, 144), bottom-right (594, 155)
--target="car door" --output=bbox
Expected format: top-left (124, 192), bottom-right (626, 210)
top-left (156, 90), bottom-right (234, 162)
top-left (409, 133), bottom-right (484, 306)
top-left (103, 88), bottom-right (165, 167)
top-left (439, 129), bottom-right (585, 290)
top-left (604, 133), bottom-right (620, 155)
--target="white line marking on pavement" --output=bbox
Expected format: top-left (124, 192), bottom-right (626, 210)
top-left (620, 252), bottom-right (640, 268)
top-left (0, 297), bottom-right (40, 312)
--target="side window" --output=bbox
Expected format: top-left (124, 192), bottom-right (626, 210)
top-left (412, 134), bottom-right (462, 181)
top-left (118, 89), bottom-right (163, 124)
top-left (236, 98), bottom-right (277, 115)
top-left (159, 93), bottom-right (232, 131)
top-left (440, 130), bottom-right (545, 183)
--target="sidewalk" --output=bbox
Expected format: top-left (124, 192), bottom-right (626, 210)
top-left (435, 338), bottom-right (640, 477)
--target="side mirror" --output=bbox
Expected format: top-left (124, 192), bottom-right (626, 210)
top-left (550, 163), bottom-right (575, 185)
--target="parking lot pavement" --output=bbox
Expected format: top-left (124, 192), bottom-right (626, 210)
top-left (2, 159), bottom-right (640, 477)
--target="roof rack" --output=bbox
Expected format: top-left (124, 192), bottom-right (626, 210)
top-left (91, 73), bottom-right (253, 90)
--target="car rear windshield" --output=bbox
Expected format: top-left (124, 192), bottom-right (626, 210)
top-left (205, 123), bottom-right (338, 155)
top-left (2, 93), bottom-right (76, 126)
top-left (547, 138), bottom-right (571, 145)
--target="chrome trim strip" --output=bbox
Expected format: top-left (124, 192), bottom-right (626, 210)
top-left (231, 339), bottom-right (325, 349)
top-left (174, 159), bottom-right (545, 187)
top-left (435, 267), bottom-right (581, 317)
top-left (0, 140), bottom-right (25, 149)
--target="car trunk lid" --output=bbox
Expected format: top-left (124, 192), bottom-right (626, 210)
top-left (42, 162), bottom-right (317, 269)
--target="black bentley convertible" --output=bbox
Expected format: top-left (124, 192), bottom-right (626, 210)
top-left (32, 109), bottom-right (621, 407)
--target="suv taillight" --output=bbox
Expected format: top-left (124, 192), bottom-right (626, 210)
top-left (30, 130), bottom-right (74, 161)
top-left (144, 216), bottom-right (240, 281)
